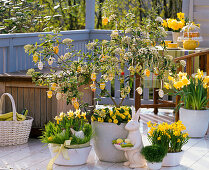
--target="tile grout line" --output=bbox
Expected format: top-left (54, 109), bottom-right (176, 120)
top-left (189, 150), bottom-right (209, 168)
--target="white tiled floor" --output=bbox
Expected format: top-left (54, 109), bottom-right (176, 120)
top-left (0, 111), bottom-right (209, 170)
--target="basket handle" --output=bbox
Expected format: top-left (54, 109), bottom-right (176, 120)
top-left (0, 93), bottom-right (17, 121)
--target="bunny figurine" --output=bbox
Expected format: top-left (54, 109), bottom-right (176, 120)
top-left (114, 109), bottom-right (146, 168)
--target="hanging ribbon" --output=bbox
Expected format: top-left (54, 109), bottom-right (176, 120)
top-left (47, 144), bottom-right (70, 170)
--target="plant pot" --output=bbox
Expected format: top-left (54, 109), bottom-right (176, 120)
top-left (48, 144), bottom-right (92, 166)
top-left (180, 108), bottom-right (209, 138)
top-left (162, 151), bottom-right (184, 167)
top-left (147, 162), bottom-right (162, 169)
top-left (172, 32), bottom-right (180, 43)
top-left (92, 121), bottom-right (128, 162)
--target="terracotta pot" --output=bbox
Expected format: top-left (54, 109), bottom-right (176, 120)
top-left (180, 108), bottom-right (209, 137)
top-left (162, 151), bottom-right (184, 167)
top-left (92, 121), bottom-right (128, 162)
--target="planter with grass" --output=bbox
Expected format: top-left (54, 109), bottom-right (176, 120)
top-left (141, 145), bottom-right (166, 169)
top-left (41, 110), bottom-right (92, 168)
top-left (147, 121), bottom-right (189, 167)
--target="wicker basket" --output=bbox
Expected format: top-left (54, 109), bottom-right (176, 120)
top-left (0, 93), bottom-right (33, 146)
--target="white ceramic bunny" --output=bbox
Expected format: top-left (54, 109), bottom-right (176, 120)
top-left (114, 109), bottom-right (146, 168)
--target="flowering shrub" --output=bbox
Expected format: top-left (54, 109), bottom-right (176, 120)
top-left (41, 110), bottom-right (92, 145)
top-left (147, 121), bottom-right (189, 153)
top-left (91, 106), bottom-right (132, 125)
top-left (164, 69), bottom-right (209, 110)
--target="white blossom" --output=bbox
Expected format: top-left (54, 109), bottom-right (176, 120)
top-left (125, 28), bottom-right (132, 34)
top-left (110, 30), bottom-right (119, 39)
top-left (86, 41), bottom-right (97, 50)
top-left (155, 16), bottom-right (163, 23)
top-left (62, 38), bottom-right (73, 44)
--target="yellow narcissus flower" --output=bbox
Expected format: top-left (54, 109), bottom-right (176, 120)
top-left (164, 82), bottom-right (170, 89)
top-left (77, 66), bottom-right (82, 72)
top-left (203, 76), bottom-right (209, 84)
top-left (168, 76), bottom-right (175, 82)
top-left (67, 110), bottom-right (74, 117)
top-left (173, 81), bottom-right (183, 89)
top-left (113, 119), bottom-right (118, 124)
top-left (157, 137), bottom-right (161, 140)
top-left (162, 20), bottom-right (168, 28)
top-left (51, 83), bottom-right (57, 91)
top-left (181, 76), bottom-right (190, 86)
top-left (112, 115), bottom-right (116, 119)
top-left (108, 119), bottom-right (112, 123)
top-left (73, 101), bottom-right (79, 110)
top-left (177, 12), bottom-right (185, 20)
top-left (178, 71), bottom-right (187, 80)
top-left (100, 82), bottom-right (105, 90)
top-left (102, 17), bottom-right (109, 25)
top-left (195, 69), bottom-right (204, 79)
top-left (48, 136), bottom-right (53, 141)
top-left (147, 121), bottom-right (152, 128)
top-left (91, 73), bottom-right (96, 81)
top-left (47, 91), bottom-right (53, 98)
top-left (81, 112), bottom-right (86, 119)
top-left (144, 69), bottom-right (150, 77)
top-left (203, 83), bottom-right (208, 89)
top-left (33, 53), bottom-right (39, 63)
top-left (53, 46), bottom-right (59, 54)
top-left (177, 139), bottom-right (181, 143)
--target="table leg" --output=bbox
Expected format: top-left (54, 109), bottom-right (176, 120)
top-left (153, 88), bottom-right (158, 115)
top-left (175, 95), bottom-right (181, 122)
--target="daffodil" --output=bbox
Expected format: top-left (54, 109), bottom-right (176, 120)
top-left (164, 82), bottom-right (170, 89)
top-left (67, 110), bottom-right (74, 117)
top-left (51, 83), bottom-right (57, 91)
top-left (177, 12), bottom-right (185, 20)
top-left (47, 91), bottom-right (53, 98)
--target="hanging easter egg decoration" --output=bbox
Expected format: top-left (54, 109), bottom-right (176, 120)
top-left (121, 90), bottom-right (126, 98)
top-left (56, 92), bottom-right (62, 100)
top-left (38, 61), bottom-right (43, 70)
top-left (158, 89), bottom-right (164, 98)
top-left (53, 46), bottom-right (59, 54)
top-left (154, 67), bottom-right (159, 76)
top-left (51, 83), bottom-right (57, 91)
top-left (136, 87), bottom-right (143, 95)
top-left (100, 82), bottom-right (106, 90)
top-left (90, 83), bottom-right (96, 92)
top-left (108, 72), bottom-right (114, 81)
top-left (73, 101), bottom-right (79, 110)
top-left (72, 97), bottom-right (77, 104)
top-left (91, 73), bottom-right (96, 82)
top-left (48, 56), bottom-right (55, 66)
top-left (33, 53), bottom-right (39, 63)
top-left (100, 54), bottom-right (105, 62)
top-left (47, 91), bottom-right (53, 98)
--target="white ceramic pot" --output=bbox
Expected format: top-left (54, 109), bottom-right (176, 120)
top-left (162, 151), bottom-right (184, 167)
top-left (48, 144), bottom-right (92, 166)
top-left (180, 108), bottom-right (209, 138)
top-left (147, 162), bottom-right (162, 169)
top-left (172, 32), bottom-right (181, 43)
top-left (92, 121), bottom-right (128, 162)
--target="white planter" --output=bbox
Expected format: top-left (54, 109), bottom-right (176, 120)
top-left (48, 144), bottom-right (92, 166)
top-left (147, 162), bottom-right (162, 169)
top-left (92, 121), bottom-right (128, 162)
top-left (162, 151), bottom-right (184, 167)
top-left (180, 108), bottom-right (209, 138)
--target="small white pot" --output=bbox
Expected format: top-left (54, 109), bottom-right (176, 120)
top-left (180, 108), bottom-right (209, 138)
top-left (162, 151), bottom-right (184, 167)
top-left (147, 162), bottom-right (162, 169)
top-left (48, 144), bottom-right (92, 166)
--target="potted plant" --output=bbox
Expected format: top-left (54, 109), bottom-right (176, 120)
top-left (141, 145), bottom-right (167, 169)
top-left (164, 69), bottom-right (209, 137)
top-left (91, 106), bottom-right (132, 162)
top-left (41, 110), bottom-right (92, 168)
top-left (147, 121), bottom-right (189, 167)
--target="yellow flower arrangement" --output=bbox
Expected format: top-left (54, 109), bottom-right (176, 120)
top-left (147, 121), bottom-right (189, 152)
top-left (164, 69), bottom-right (209, 110)
top-left (92, 106), bottom-right (132, 125)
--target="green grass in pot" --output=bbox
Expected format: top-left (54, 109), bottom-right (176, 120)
top-left (141, 145), bottom-right (167, 163)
